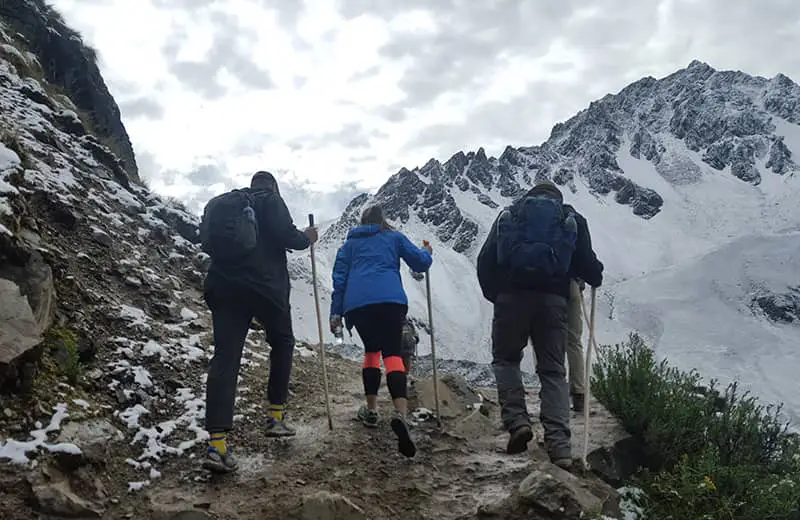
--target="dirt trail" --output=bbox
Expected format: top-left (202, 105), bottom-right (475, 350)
top-left (135, 345), bottom-right (627, 520)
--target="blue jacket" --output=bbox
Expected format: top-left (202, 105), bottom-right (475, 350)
top-left (330, 224), bottom-right (433, 318)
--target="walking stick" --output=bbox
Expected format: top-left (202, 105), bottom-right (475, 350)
top-left (422, 240), bottom-right (442, 427)
top-left (579, 287), bottom-right (597, 468)
top-left (308, 214), bottom-right (333, 431)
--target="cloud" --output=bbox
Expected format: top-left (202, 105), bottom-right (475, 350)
top-left (160, 10), bottom-right (275, 99)
top-left (297, 123), bottom-right (388, 150)
top-left (118, 95), bottom-right (164, 119)
top-left (50, 0), bottom-right (800, 219)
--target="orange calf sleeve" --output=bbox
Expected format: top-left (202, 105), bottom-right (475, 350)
top-left (362, 351), bottom-right (382, 369)
top-left (384, 355), bottom-right (405, 374)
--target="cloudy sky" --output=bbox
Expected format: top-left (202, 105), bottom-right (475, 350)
top-left (52, 0), bottom-right (800, 220)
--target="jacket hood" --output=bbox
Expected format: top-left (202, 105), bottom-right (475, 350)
top-left (347, 224), bottom-right (383, 239)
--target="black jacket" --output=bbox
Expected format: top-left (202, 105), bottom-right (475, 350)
top-left (204, 187), bottom-right (311, 310)
top-left (476, 198), bottom-right (603, 303)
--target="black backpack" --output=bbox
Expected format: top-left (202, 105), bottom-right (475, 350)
top-left (199, 189), bottom-right (258, 262)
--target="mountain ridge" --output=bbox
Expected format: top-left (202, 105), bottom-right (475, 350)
top-left (288, 59), bottom-right (800, 425)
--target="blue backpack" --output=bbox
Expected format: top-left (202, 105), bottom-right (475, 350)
top-left (496, 194), bottom-right (578, 282)
top-left (199, 189), bottom-right (258, 262)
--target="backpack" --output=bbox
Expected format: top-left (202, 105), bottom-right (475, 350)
top-left (199, 189), bottom-right (258, 262)
top-left (496, 193), bottom-right (578, 283)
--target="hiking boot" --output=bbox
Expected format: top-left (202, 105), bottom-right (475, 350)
top-left (552, 457), bottom-right (573, 470)
top-left (202, 446), bottom-right (238, 473)
top-left (265, 417), bottom-right (296, 437)
top-left (571, 393), bottom-right (585, 413)
top-left (356, 405), bottom-right (379, 428)
top-left (506, 424), bottom-right (533, 455)
top-left (390, 412), bottom-right (416, 458)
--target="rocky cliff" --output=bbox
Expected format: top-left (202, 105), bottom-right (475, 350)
top-left (0, 0), bottom-right (138, 181)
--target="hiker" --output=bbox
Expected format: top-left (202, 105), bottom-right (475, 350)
top-left (476, 180), bottom-right (603, 469)
top-left (329, 204), bottom-right (433, 458)
top-left (199, 170), bottom-right (318, 473)
top-left (401, 317), bottom-right (420, 376)
top-left (567, 277), bottom-right (587, 412)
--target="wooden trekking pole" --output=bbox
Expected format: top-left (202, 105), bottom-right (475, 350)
top-left (308, 214), bottom-right (333, 431)
top-left (422, 240), bottom-right (442, 427)
top-left (580, 287), bottom-right (597, 468)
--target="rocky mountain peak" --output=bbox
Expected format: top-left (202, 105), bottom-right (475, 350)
top-left (320, 61), bottom-right (800, 257)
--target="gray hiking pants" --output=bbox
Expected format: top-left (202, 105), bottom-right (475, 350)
top-left (567, 279), bottom-right (586, 395)
top-left (491, 291), bottom-right (571, 460)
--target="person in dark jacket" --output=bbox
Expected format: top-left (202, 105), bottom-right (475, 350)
top-left (329, 204), bottom-right (433, 457)
top-left (202, 171), bottom-right (318, 473)
top-left (476, 180), bottom-right (603, 469)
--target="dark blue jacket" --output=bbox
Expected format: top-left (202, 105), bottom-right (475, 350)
top-left (330, 225), bottom-right (433, 318)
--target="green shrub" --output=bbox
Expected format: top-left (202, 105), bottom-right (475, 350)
top-left (592, 333), bottom-right (800, 519)
top-left (44, 327), bottom-right (83, 385)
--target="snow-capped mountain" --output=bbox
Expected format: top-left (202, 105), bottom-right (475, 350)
top-left (287, 60), bottom-right (800, 425)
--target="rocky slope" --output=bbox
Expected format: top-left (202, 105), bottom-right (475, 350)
top-left (289, 60), bottom-right (800, 425)
top-left (0, 8), bottom-right (638, 520)
top-left (0, 0), bottom-right (138, 180)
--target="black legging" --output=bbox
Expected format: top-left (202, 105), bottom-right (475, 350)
top-left (348, 303), bottom-right (408, 399)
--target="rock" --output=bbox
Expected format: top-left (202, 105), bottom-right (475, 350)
top-left (53, 109), bottom-right (86, 136)
top-left (192, 252), bottom-right (211, 272)
top-left (299, 491), bottom-right (367, 520)
top-left (124, 276), bottom-right (142, 288)
top-left (479, 461), bottom-right (619, 520)
top-left (154, 206), bottom-right (200, 245)
top-left (91, 227), bottom-right (112, 247)
top-left (2, 0), bottom-right (140, 179)
top-left (56, 419), bottom-right (124, 464)
top-left (517, 462), bottom-right (619, 518)
top-left (587, 435), bottom-right (646, 487)
top-left (0, 278), bottom-right (43, 364)
top-left (408, 375), bottom-right (477, 420)
top-left (29, 479), bottom-right (104, 518)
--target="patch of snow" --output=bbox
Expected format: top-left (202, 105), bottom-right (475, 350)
top-left (180, 307), bottom-right (198, 321)
top-left (141, 340), bottom-right (167, 359)
top-left (0, 142), bottom-right (20, 171)
top-left (128, 481), bottom-right (150, 492)
top-left (72, 399), bottom-right (90, 409)
top-left (0, 43), bottom-right (26, 65)
top-left (0, 403), bottom-right (81, 464)
top-left (119, 304), bottom-right (150, 329)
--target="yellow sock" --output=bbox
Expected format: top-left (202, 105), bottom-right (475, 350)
top-left (208, 432), bottom-right (227, 455)
top-left (267, 404), bottom-right (285, 422)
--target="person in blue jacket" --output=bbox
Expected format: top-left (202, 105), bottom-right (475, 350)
top-left (329, 204), bottom-right (433, 458)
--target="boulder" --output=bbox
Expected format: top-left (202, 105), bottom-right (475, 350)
top-left (587, 435), bottom-right (646, 487)
top-left (56, 418), bottom-right (124, 465)
top-left (0, 278), bottom-right (42, 364)
top-left (28, 478), bottom-right (104, 518)
top-left (477, 460), bottom-right (620, 520)
top-left (91, 227), bottom-right (112, 247)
